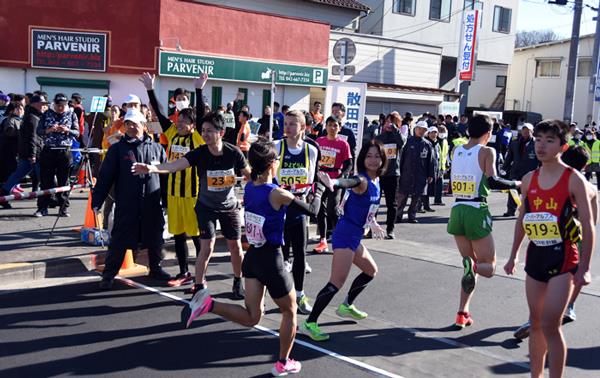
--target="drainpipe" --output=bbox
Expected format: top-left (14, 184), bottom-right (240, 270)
top-left (23, 68), bottom-right (27, 93)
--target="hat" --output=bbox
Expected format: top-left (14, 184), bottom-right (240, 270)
top-left (427, 126), bottom-right (438, 133)
top-left (123, 108), bottom-right (146, 125)
top-left (522, 123), bottom-right (534, 131)
top-left (123, 94), bottom-right (141, 104)
top-left (404, 112), bottom-right (413, 120)
top-left (0, 94), bottom-right (11, 103)
top-left (71, 93), bottom-right (83, 101)
top-left (415, 120), bottom-right (428, 129)
top-left (574, 128), bottom-right (583, 135)
top-left (53, 93), bottom-right (68, 104)
top-left (30, 95), bottom-right (48, 104)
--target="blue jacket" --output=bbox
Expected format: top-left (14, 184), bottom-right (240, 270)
top-left (399, 136), bottom-right (434, 195)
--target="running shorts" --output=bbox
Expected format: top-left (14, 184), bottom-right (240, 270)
top-left (447, 204), bottom-right (492, 240)
top-left (242, 243), bottom-right (293, 299)
top-left (167, 195), bottom-right (200, 236)
top-left (195, 204), bottom-right (242, 240)
top-left (525, 241), bottom-right (578, 283)
top-left (331, 220), bottom-right (363, 252)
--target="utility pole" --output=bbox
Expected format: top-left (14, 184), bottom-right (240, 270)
top-left (586, 1), bottom-right (600, 125)
top-left (563, 0), bottom-right (583, 124)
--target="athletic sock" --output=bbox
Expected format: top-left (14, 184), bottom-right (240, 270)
top-left (191, 235), bottom-right (201, 257)
top-left (306, 282), bottom-right (338, 323)
top-left (174, 233), bottom-right (189, 275)
top-left (344, 272), bottom-right (374, 306)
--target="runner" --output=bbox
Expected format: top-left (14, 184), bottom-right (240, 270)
top-left (132, 111), bottom-right (250, 300)
top-left (314, 116), bottom-right (352, 253)
top-left (504, 120), bottom-right (595, 378)
top-left (274, 110), bottom-right (321, 315)
top-left (299, 140), bottom-right (388, 341)
top-left (183, 141), bottom-right (323, 376)
top-left (510, 144), bottom-right (598, 340)
top-left (140, 71), bottom-right (207, 287)
top-left (447, 114), bottom-right (520, 328)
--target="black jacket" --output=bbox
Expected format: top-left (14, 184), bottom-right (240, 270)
top-left (399, 136), bottom-right (434, 195)
top-left (375, 126), bottom-right (406, 177)
top-left (18, 107), bottom-right (44, 160)
top-left (92, 134), bottom-right (167, 249)
top-left (503, 136), bottom-right (539, 180)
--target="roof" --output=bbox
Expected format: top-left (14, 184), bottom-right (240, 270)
top-left (305, 0), bottom-right (370, 12)
top-left (515, 33), bottom-right (594, 52)
top-left (367, 82), bottom-right (459, 97)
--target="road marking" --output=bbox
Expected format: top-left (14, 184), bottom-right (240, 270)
top-left (116, 276), bottom-right (405, 378)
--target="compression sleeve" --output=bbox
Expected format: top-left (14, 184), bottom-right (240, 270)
top-left (487, 176), bottom-right (518, 190)
top-left (289, 182), bottom-right (324, 217)
top-left (333, 175), bottom-right (362, 189)
top-left (340, 159), bottom-right (353, 177)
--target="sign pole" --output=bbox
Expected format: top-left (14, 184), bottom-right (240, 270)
top-left (269, 69), bottom-right (276, 142)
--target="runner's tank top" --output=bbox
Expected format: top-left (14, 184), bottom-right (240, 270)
top-left (243, 182), bottom-right (286, 247)
top-left (451, 144), bottom-right (490, 207)
top-left (337, 173), bottom-right (381, 229)
top-left (276, 139), bottom-right (310, 195)
top-left (524, 168), bottom-right (581, 248)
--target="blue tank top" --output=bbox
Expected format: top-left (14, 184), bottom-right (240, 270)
top-left (337, 173), bottom-right (381, 229)
top-left (243, 182), bottom-right (286, 247)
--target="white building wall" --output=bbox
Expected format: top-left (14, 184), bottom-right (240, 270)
top-left (505, 36), bottom-right (595, 125)
top-left (467, 64), bottom-right (507, 108)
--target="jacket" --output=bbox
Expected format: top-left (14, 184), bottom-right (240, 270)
top-left (92, 134), bottom-right (167, 249)
top-left (18, 107), bottom-right (44, 160)
top-left (375, 126), bottom-right (406, 177)
top-left (37, 109), bottom-right (80, 147)
top-left (399, 136), bottom-right (434, 196)
top-left (503, 136), bottom-right (539, 180)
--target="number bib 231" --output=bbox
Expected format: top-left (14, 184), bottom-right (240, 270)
top-left (207, 169), bottom-right (235, 192)
top-left (523, 212), bottom-right (562, 246)
top-left (451, 174), bottom-right (477, 199)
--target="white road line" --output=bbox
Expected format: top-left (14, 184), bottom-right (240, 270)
top-left (116, 276), bottom-right (405, 378)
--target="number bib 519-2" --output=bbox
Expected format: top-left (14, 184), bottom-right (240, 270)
top-left (207, 168), bottom-right (236, 192)
top-left (523, 212), bottom-right (562, 247)
top-left (451, 173), bottom-right (476, 199)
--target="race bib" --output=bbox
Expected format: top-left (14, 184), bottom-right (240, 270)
top-left (279, 167), bottom-right (308, 187)
top-left (320, 149), bottom-right (337, 168)
top-left (170, 144), bottom-right (190, 160)
top-left (206, 169), bottom-right (236, 192)
top-left (523, 212), bottom-right (562, 247)
top-left (365, 204), bottom-right (379, 227)
top-left (384, 144), bottom-right (397, 159)
top-left (451, 173), bottom-right (477, 199)
top-left (245, 211), bottom-right (266, 247)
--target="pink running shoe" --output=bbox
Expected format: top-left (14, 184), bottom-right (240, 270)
top-left (11, 185), bottom-right (24, 194)
top-left (271, 359), bottom-right (301, 376)
top-left (185, 288), bottom-right (213, 328)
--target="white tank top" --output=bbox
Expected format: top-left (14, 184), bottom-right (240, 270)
top-left (451, 144), bottom-right (487, 208)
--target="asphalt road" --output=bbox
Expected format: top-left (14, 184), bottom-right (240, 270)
top-left (1, 191), bottom-right (599, 377)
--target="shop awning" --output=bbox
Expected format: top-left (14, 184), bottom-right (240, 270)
top-left (36, 77), bottom-right (110, 90)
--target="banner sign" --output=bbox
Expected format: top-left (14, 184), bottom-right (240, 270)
top-left (459, 10), bottom-right (479, 81)
top-left (32, 29), bottom-right (107, 72)
top-left (159, 51), bottom-right (327, 87)
top-left (89, 96), bottom-right (109, 113)
top-left (324, 82), bottom-right (367, 154)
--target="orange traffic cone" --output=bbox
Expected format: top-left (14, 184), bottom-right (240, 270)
top-left (77, 165), bottom-right (86, 185)
top-left (117, 249), bottom-right (148, 276)
top-left (74, 190), bottom-right (98, 232)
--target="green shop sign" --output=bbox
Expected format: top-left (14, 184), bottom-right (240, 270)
top-left (159, 51), bottom-right (327, 87)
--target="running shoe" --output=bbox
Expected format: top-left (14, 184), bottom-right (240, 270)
top-left (336, 303), bottom-right (368, 320)
top-left (184, 288), bottom-right (213, 328)
top-left (167, 272), bottom-right (193, 287)
top-left (513, 321), bottom-right (530, 340)
top-left (305, 262), bottom-right (312, 274)
top-left (299, 321), bottom-right (329, 341)
top-left (271, 359), bottom-right (301, 376)
top-left (563, 305), bottom-right (576, 324)
top-left (284, 260), bottom-right (293, 273)
top-left (33, 208), bottom-right (48, 217)
top-left (296, 295), bottom-right (313, 315)
top-left (11, 185), bottom-right (24, 194)
top-left (232, 278), bottom-right (245, 300)
top-left (454, 311), bottom-right (474, 328)
top-left (313, 240), bottom-right (329, 254)
top-left (461, 256), bottom-right (476, 294)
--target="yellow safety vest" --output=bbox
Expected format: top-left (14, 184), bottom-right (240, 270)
top-left (592, 140), bottom-right (600, 163)
top-left (440, 138), bottom-right (449, 170)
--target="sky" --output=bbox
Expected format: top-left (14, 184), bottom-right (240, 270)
top-left (516, 0), bottom-right (598, 37)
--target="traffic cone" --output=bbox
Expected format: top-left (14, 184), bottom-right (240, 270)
top-left (74, 190), bottom-right (98, 232)
top-left (77, 165), bottom-right (86, 185)
top-left (118, 249), bottom-right (148, 276)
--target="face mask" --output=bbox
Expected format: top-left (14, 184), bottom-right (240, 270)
top-left (586, 134), bottom-right (593, 141)
top-left (175, 100), bottom-right (190, 111)
top-left (439, 133), bottom-right (447, 139)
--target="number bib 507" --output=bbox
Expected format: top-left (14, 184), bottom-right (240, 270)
top-left (523, 212), bottom-right (562, 246)
top-left (207, 169), bottom-right (236, 192)
top-left (245, 212), bottom-right (266, 247)
top-left (451, 174), bottom-right (477, 199)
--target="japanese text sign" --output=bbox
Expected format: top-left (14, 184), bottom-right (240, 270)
top-left (459, 10), bottom-right (479, 81)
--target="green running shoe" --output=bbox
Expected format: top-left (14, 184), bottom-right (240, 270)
top-left (299, 321), bottom-right (330, 341)
top-left (336, 303), bottom-right (368, 320)
top-left (461, 256), bottom-right (476, 294)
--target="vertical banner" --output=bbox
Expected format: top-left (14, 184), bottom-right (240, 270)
top-left (324, 82), bottom-right (367, 155)
top-left (459, 10), bottom-right (479, 81)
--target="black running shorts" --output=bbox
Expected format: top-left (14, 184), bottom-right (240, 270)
top-left (242, 244), bottom-right (293, 299)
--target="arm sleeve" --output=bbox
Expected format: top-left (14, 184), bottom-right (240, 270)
top-left (340, 159), bottom-right (353, 177)
top-left (69, 113), bottom-right (80, 138)
top-left (147, 89), bottom-right (171, 132)
top-left (334, 175), bottom-right (363, 189)
top-left (92, 145), bottom-right (118, 209)
top-left (503, 142), bottom-right (514, 170)
top-left (26, 118), bottom-right (37, 158)
top-left (288, 182), bottom-right (324, 217)
top-left (427, 145), bottom-right (434, 178)
top-left (36, 113), bottom-right (48, 137)
top-left (195, 88), bottom-right (205, 127)
top-left (184, 148), bottom-right (200, 168)
top-left (487, 176), bottom-right (518, 190)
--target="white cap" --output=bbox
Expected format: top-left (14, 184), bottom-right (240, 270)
top-left (123, 108), bottom-right (146, 125)
top-left (415, 121), bottom-right (428, 129)
top-left (522, 123), bottom-right (534, 131)
top-left (427, 126), bottom-right (438, 133)
top-left (123, 94), bottom-right (141, 104)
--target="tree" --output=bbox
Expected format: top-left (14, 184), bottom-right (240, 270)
top-left (515, 29), bottom-right (561, 48)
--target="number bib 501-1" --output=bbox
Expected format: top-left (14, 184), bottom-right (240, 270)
top-left (451, 174), bottom-right (477, 199)
top-left (245, 212), bottom-right (266, 247)
top-left (384, 144), bottom-right (397, 159)
top-left (279, 168), bottom-right (308, 186)
top-left (320, 149), bottom-right (337, 168)
top-left (523, 212), bottom-right (562, 247)
top-left (207, 169), bottom-right (236, 192)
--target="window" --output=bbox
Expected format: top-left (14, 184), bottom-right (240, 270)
top-left (577, 58), bottom-right (592, 77)
top-left (262, 89), bottom-right (271, 112)
top-left (394, 0), bottom-right (416, 16)
top-left (493, 6), bottom-right (511, 33)
top-left (211, 86), bottom-right (222, 110)
top-left (463, 0), bottom-right (483, 27)
top-left (536, 59), bottom-right (561, 78)
top-left (430, 0), bottom-right (452, 21)
top-left (496, 75), bottom-right (507, 87)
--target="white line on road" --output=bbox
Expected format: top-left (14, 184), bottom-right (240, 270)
top-left (116, 276), bottom-right (405, 378)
